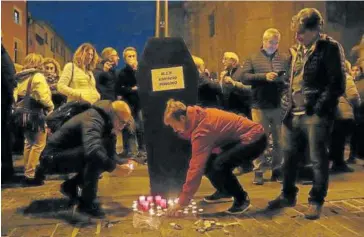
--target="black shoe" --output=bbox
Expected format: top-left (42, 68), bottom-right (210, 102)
top-left (331, 164), bottom-right (354, 173)
top-left (60, 181), bottom-right (79, 203)
top-left (268, 194), bottom-right (296, 209)
top-left (270, 170), bottom-right (283, 183)
top-left (77, 201), bottom-right (106, 218)
top-left (253, 171), bottom-right (264, 185)
top-left (203, 191), bottom-right (233, 203)
top-left (22, 177), bottom-right (44, 186)
top-left (304, 203), bottom-right (322, 220)
top-left (225, 197), bottom-right (252, 214)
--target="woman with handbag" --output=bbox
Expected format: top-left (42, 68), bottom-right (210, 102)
top-left (57, 43), bottom-right (100, 104)
top-left (13, 53), bottom-right (54, 185)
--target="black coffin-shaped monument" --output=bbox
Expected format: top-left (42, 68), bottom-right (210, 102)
top-left (136, 37), bottom-right (198, 197)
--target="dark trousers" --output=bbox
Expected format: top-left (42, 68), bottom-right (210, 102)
top-left (281, 114), bottom-right (332, 205)
top-left (39, 145), bottom-right (103, 204)
top-left (329, 119), bottom-right (355, 166)
top-left (204, 135), bottom-right (267, 202)
top-left (350, 120), bottom-right (364, 158)
top-left (1, 105), bottom-right (14, 179)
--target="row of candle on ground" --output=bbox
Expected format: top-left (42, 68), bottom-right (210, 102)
top-left (132, 205), bottom-right (204, 216)
top-left (136, 196), bottom-right (179, 209)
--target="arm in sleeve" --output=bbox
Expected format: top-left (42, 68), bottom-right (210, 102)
top-left (198, 74), bottom-right (222, 93)
top-left (345, 75), bottom-right (361, 110)
top-left (33, 74), bottom-right (54, 112)
top-left (82, 114), bottom-right (116, 172)
top-left (314, 42), bottom-right (346, 116)
top-left (57, 63), bottom-right (82, 100)
top-left (115, 72), bottom-right (133, 97)
top-left (241, 57), bottom-right (267, 85)
top-left (178, 138), bottom-right (211, 206)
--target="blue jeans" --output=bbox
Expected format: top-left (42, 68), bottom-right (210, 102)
top-left (281, 114), bottom-right (332, 205)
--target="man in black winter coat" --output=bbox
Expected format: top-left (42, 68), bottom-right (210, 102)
top-left (94, 47), bottom-right (120, 101)
top-left (1, 44), bottom-right (16, 182)
top-left (115, 47), bottom-right (145, 159)
top-left (35, 100), bottom-right (134, 218)
top-left (268, 8), bottom-right (346, 220)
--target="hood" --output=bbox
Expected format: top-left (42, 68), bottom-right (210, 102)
top-left (179, 106), bottom-right (206, 139)
top-left (15, 68), bottom-right (40, 83)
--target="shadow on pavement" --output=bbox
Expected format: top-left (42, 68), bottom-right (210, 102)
top-left (17, 198), bottom-right (132, 227)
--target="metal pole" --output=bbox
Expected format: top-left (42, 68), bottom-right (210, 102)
top-left (155, 0), bottom-right (160, 37)
top-left (164, 0), bottom-right (168, 37)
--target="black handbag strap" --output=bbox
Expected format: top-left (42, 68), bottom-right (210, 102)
top-left (22, 74), bottom-right (36, 108)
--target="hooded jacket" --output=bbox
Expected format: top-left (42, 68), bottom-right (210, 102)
top-left (14, 68), bottom-right (54, 112)
top-left (281, 34), bottom-right (346, 120)
top-left (46, 100), bottom-right (117, 171)
top-left (178, 106), bottom-right (264, 206)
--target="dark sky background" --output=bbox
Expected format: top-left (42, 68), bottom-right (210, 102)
top-left (28, 1), bottom-right (156, 61)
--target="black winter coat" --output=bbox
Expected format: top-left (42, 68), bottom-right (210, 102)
top-left (281, 34), bottom-right (346, 120)
top-left (46, 100), bottom-right (117, 171)
top-left (1, 44), bottom-right (16, 109)
top-left (115, 65), bottom-right (140, 112)
top-left (94, 63), bottom-right (117, 101)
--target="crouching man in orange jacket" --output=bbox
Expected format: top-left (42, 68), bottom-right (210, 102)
top-left (164, 99), bottom-right (266, 215)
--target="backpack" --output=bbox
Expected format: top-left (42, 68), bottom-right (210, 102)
top-left (46, 101), bottom-right (91, 133)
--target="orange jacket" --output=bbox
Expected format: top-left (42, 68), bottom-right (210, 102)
top-left (178, 106), bottom-right (264, 206)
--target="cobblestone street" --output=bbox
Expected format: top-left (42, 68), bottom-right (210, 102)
top-left (2, 156), bottom-right (364, 237)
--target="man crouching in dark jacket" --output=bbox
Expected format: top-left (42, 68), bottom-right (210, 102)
top-left (35, 100), bottom-right (133, 218)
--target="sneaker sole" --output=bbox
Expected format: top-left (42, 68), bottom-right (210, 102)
top-left (224, 203), bottom-right (252, 214)
top-left (203, 197), bottom-right (234, 204)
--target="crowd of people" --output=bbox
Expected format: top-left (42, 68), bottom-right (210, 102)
top-left (1, 7), bottom-right (364, 219)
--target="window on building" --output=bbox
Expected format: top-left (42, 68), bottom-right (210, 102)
top-left (14, 41), bottom-right (18, 63)
top-left (45, 33), bottom-right (48, 44)
top-left (208, 12), bottom-right (215, 38)
top-left (51, 37), bottom-right (54, 52)
top-left (14, 9), bottom-right (20, 24)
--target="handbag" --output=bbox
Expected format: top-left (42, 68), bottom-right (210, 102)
top-left (12, 75), bottom-right (46, 132)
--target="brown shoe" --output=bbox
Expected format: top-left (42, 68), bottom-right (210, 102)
top-left (304, 203), bottom-right (322, 220)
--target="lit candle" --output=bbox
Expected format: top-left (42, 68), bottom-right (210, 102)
top-left (160, 199), bottom-right (167, 208)
top-left (141, 201), bottom-right (149, 211)
top-left (191, 202), bottom-right (196, 205)
top-left (139, 196), bottom-right (146, 202)
top-left (198, 208), bottom-right (204, 213)
top-left (155, 195), bottom-right (162, 205)
top-left (174, 198), bottom-right (179, 204)
top-left (168, 199), bottom-right (173, 205)
top-left (147, 196), bottom-right (154, 202)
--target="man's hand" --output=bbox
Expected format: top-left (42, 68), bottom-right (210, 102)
top-left (266, 72), bottom-right (278, 81)
top-left (131, 86), bottom-right (138, 91)
top-left (103, 61), bottom-right (114, 72)
top-left (223, 76), bottom-right (236, 86)
top-left (166, 203), bottom-right (184, 217)
top-left (112, 163), bottom-right (134, 177)
top-left (220, 71), bottom-right (227, 82)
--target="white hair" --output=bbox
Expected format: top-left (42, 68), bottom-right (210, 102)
top-left (263, 28), bottom-right (281, 41)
